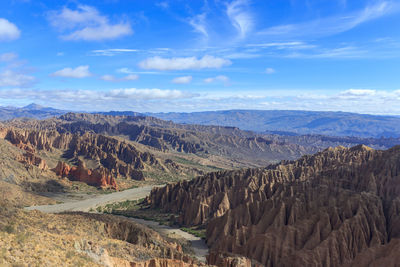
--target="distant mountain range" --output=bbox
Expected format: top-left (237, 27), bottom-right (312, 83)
top-left (1, 104), bottom-right (400, 138)
top-left (0, 103), bottom-right (67, 121)
top-left (150, 110), bottom-right (400, 138)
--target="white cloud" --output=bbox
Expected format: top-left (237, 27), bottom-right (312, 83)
top-left (172, 76), bottom-right (192, 84)
top-left (48, 5), bottom-right (133, 41)
top-left (338, 89), bottom-right (376, 98)
top-left (117, 68), bottom-right (134, 74)
top-left (2, 87), bottom-right (400, 114)
top-left (0, 52), bottom-right (18, 62)
top-left (0, 70), bottom-right (35, 87)
top-left (156, 2), bottom-right (169, 9)
top-left (52, 65), bottom-right (92, 78)
top-left (265, 68), bottom-right (275, 74)
top-left (0, 18), bottom-right (20, 41)
top-left (247, 42), bottom-right (316, 50)
top-left (107, 88), bottom-right (194, 100)
top-left (101, 73), bottom-right (139, 82)
top-left (123, 74), bottom-right (139, 81)
top-left (189, 13), bottom-right (208, 39)
top-left (204, 75), bottom-right (230, 84)
top-left (0, 88), bottom-right (197, 111)
top-left (226, 0), bottom-right (253, 39)
top-left (138, 55), bottom-right (231, 70)
top-left (258, 1), bottom-right (397, 38)
top-left (100, 74), bottom-right (116, 81)
top-left (64, 24), bottom-right (132, 41)
top-left (92, 48), bottom-right (138, 56)
top-left (286, 46), bottom-right (367, 59)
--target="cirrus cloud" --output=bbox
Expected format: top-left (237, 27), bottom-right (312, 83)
top-left (100, 73), bottom-right (139, 82)
top-left (265, 68), bottom-right (275, 74)
top-left (138, 55), bottom-right (231, 70)
top-left (226, 0), bottom-right (253, 39)
top-left (172, 76), bottom-right (192, 84)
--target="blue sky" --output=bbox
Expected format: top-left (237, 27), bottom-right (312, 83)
top-left (1, 0), bottom-right (400, 113)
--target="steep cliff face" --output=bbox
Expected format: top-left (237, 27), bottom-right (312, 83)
top-left (54, 160), bottom-right (118, 190)
top-left (64, 133), bottom-right (158, 180)
top-left (148, 145), bottom-right (400, 266)
top-left (0, 128), bottom-right (163, 182)
top-left (48, 113), bottom-right (312, 164)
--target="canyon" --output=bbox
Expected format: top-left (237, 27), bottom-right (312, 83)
top-left (148, 145), bottom-right (400, 266)
top-left (2, 112), bottom-right (400, 266)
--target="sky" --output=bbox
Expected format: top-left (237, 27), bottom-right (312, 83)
top-left (1, 0), bottom-right (400, 114)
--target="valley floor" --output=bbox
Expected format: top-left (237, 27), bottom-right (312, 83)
top-left (25, 185), bottom-right (209, 263)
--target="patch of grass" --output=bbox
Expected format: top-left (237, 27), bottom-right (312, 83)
top-left (100, 199), bottom-right (144, 214)
top-left (180, 227), bottom-right (206, 239)
top-left (2, 222), bottom-right (15, 234)
top-left (15, 231), bottom-right (32, 245)
top-left (0, 247), bottom-right (7, 261)
top-left (66, 250), bottom-right (76, 259)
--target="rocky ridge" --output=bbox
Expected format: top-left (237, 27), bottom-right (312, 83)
top-left (148, 145), bottom-right (400, 266)
top-left (10, 113), bottom-right (315, 166)
top-left (0, 127), bottom-right (174, 188)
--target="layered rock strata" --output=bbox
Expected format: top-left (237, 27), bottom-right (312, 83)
top-left (0, 128), bottom-right (161, 181)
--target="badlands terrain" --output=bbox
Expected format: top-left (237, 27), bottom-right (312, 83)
top-left (1, 111), bottom-right (400, 266)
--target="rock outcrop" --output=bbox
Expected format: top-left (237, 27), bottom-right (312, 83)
top-left (47, 113), bottom-right (313, 164)
top-left (54, 160), bottom-right (118, 190)
top-left (17, 151), bottom-right (48, 170)
top-left (148, 145), bottom-right (400, 266)
top-left (0, 128), bottom-right (163, 181)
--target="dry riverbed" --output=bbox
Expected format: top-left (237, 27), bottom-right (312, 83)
top-left (25, 185), bottom-right (209, 263)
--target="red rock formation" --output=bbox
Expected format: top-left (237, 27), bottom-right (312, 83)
top-left (0, 128), bottom-right (161, 181)
top-left (54, 160), bottom-right (118, 190)
top-left (148, 145), bottom-right (400, 266)
top-left (17, 151), bottom-right (48, 170)
top-left (53, 161), bottom-right (71, 177)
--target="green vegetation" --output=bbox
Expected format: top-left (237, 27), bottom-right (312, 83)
top-left (180, 227), bottom-right (206, 239)
top-left (96, 199), bottom-right (207, 241)
top-left (15, 231), bottom-right (32, 245)
top-left (100, 199), bottom-right (144, 214)
top-left (2, 222), bottom-right (15, 234)
top-left (96, 199), bottom-right (177, 226)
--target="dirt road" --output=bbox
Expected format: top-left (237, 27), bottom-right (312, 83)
top-left (25, 186), bottom-right (154, 213)
top-left (26, 185), bottom-right (209, 263)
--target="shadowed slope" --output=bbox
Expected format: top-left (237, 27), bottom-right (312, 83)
top-left (148, 145), bottom-right (400, 266)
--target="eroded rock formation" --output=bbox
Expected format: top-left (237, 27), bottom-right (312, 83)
top-left (148, 145), bottom-right (400, 266)
top-left (17, 151), bottom-right (48, 170)
top-left (54, 160), bottom-right (118, 190)
top-left (0, 128), bottom-right (162, 181)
